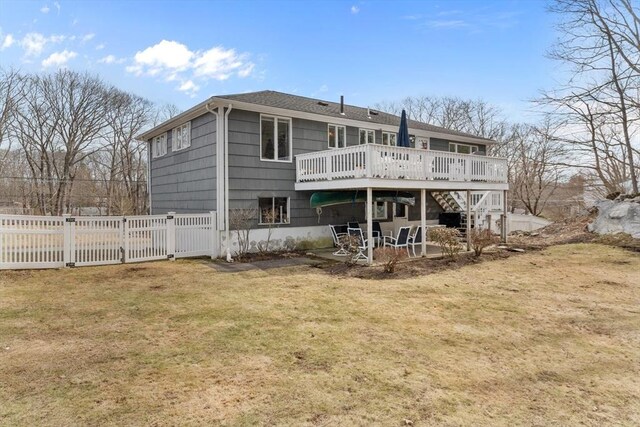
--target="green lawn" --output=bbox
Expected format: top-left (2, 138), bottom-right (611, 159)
top-left (1, 244), bottom-right (639, 426)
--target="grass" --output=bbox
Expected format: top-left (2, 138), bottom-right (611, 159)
top-left (1, 243), bottom-right (639, 426)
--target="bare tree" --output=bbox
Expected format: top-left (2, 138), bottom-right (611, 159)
top-left (543, 0), bottom-right (639, 193)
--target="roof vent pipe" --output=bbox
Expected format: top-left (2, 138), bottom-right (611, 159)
top-left (340, 95), bottom-right (345, 115)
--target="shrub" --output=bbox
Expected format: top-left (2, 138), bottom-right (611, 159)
top-left (469, 228), bottom-right (499, 257)
top-left (430, 227), bottom-right (463, 259)
top-left (339, 234), bottom-right (364, 265)
top-left (374, 247), bottom-right (407, 273)
top-left (229, 208), bottom-right (258, 258)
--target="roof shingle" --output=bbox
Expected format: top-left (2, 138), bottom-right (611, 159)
top-left (217, 90), bottom-right (494, 142)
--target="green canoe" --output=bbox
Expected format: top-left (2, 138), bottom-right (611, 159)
top-left (310, 191), bottom-right (416, 208)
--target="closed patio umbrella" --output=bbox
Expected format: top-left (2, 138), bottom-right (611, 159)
top-left (397, 109), bottom-right (410, 147)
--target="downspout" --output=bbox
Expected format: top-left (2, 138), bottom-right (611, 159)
top-left (205, 102), bottom-right (224, 258)
top-left (147, 140), bottom-right (152, 214)
top-left (224, 104), bottom-right (233, 262)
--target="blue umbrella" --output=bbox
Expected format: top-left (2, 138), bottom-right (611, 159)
top-left (397, 109), bottom-right (411, 147)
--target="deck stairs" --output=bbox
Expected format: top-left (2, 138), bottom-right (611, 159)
top-left (432, 191), bottom-right (503, 234)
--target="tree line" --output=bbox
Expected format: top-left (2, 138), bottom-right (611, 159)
top-left (0, 69), bottom-right (179, 215)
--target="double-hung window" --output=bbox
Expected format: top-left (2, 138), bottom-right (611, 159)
top-left (258, 197), bottom-right (290, 224)
top-left (359, 128), bottom-right (375, 145)
top-left (172, 122), bottom-right (191, 151)
top-left (382, 131), bottom-right (397, 146)
top-left (152, 133), bottom-right (167, 158)
top-left (261, 115), bottom-right (292, 162)
top-left (328, 124), bottom-right (346, 149)
top-left (372, 201), bottom-right (387, 220)
top-left (449, 142), bottom-right (478, 154)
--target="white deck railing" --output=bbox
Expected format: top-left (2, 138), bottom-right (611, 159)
top-left (296, 145), bottom-right (508, 184)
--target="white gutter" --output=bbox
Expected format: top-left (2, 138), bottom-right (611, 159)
top-left (224, 104), bottom-right (233, 262)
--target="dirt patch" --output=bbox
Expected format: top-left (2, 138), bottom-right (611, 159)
top-left (232, 250), bottom-right (306, 263)
top-left (322, 250), bottom-right (514, 280)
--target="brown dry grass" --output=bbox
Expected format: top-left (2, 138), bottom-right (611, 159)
top-left (1, 243), bottom-right (639, 426)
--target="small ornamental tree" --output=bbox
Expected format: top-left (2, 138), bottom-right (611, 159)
top-left (430, 227), bottom-right (463, 259)
top-left (374, 247), bottom-right (407, 273)
top-left (468, 228), bottom-right (499, 257)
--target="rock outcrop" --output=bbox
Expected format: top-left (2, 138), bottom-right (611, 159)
top-left (588, 197), bottom-right (640, 238)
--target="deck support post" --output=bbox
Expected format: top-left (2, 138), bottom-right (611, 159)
top-left (421, 189), bottom-right (426, 257)
top-left (366, 187), bottom-right (373, 265)
top-left (501, 189), bottom-right (508, 243)
top-left (466, 190), bottom-right (472, 251)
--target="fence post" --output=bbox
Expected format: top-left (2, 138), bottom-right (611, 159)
top-left (210, 211), bottom-right (217, 259)
top-left (167, 212), bottom-right (176, 261)
top-left (122, 217), bottom-right (129, 263)
top-left (62, 214), bottom-right (74, 267)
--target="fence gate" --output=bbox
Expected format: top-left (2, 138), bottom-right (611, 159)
top-left (124, 215), bottom-right (169, 263)
top-left (175, 213), bottom-right (216, 258)
top-left (70, 217), bottom-right (123, 267)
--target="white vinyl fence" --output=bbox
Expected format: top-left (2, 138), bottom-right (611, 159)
top-left (0, 212), bottom-right (218, 270)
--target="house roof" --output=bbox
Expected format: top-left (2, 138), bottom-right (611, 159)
top-left (138, 90), bottom-right (495, 143)
top-left (217, 91), bottom-right (494, 142)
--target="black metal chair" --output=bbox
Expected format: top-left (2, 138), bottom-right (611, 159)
top-left (383, 226), bottom-right (412, 256)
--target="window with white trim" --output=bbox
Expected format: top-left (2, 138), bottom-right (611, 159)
top-left (359, 128), bottom-right (375, 145)
top-left (371, 201), bottom-right (387, 220)
top-left (417, 137), bottom-right (430, 150)
top-left (259, 197), bottom-right (290, 224)
top-left (172, 122), bottom-right (191, 151)
top-left (328, 124), bottom-right (346, 149)
top-left (261, 115), bottom-right (292, 162)
top-left (152, 133), bottom-right (167, 158)
top-left (449, 142), bottom-right (478, 155)
top-left (393, 203), bottom-right (407, 218)
top-left (382, 131), bottom-right (397, 146)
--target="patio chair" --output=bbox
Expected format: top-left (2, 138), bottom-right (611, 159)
top-left (347, 221), bottom-right (361, 230)
top-left (407, 226), bottom-right (424, 257)
top-left (347, 227), bottom-right (369, 262)
top-left (329, 224), bottom-right (348, 256)
top-left (372, 221), bottom-right (391, 247)
top-left (383, 226), bottom-right (412, 256)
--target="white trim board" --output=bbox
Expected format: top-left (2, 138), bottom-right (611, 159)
top-left (295, 178), bottom-right (509, 192)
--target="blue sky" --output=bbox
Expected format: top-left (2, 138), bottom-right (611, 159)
top-left (0, 0), bottom-right (558, 121)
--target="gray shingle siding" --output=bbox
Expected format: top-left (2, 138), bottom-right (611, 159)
top-left (149, 113), bottom-right (217, 214)
top-left (430, 137), bottom-right (486, 154)
top-left (225, 109), bottom-right (447, 227)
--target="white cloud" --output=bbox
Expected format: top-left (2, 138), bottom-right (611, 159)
top-left (20, 32), bottom-right (66, 56)
top-left (81, 33), bottom-right (95, 43)
top-left (193, 46), bottom-right (249, 80)
top-left (350, 5), bottom-right (360, 14)
top-left (42, 49), bottom-right (77, 67)
top-left (131, 40), bottom-right (193, 75)
top-left (98, 54), bottom-right (124, 64)
top-left (95, 43), bottom-right (105, 50)
top-left (98, 54), bottom-right (115, 64)
top-left (178, 80), bottom-right (199, 96)
top-left (1, 34), bottom-right (14, 50)
top-left (40, 5), bottom-right (50, 13)
top-left (127, 40), bottom-right (255, 95)
top-left (54, 1), bottom-right (60, 13)
top-left (22, 33), bottom-right (47, 56)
